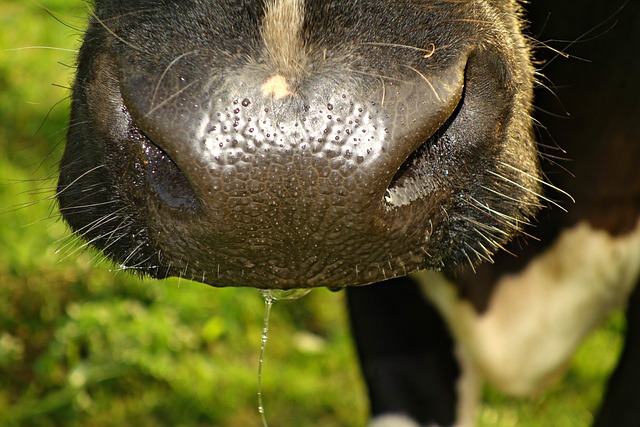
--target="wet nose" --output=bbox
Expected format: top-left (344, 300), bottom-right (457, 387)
top-left (120, 59), bottom-right (465, 221)
top-left (114, 58), bottom-right (466, 287)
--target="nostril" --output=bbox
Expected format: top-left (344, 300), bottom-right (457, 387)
top-left (382, 63), bottom-right (467, 209)
top-left (383, 49), bottom-right (521, 210)
top-left (131, 126), bottom-right (200, 211)
top-left (384, 96), bottom-right (462, 208)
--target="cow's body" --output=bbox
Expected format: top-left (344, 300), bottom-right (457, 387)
top-left (56, 0), bottom-right (640, 426)
top-left (349, 1), bottom-right (640, 425)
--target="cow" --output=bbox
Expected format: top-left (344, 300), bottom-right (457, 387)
top-left (57, 0), bottom-right (540, 290)
top-left (348, 1), bottom-right (640, 426)
top-left (55, 0), bottom-right (640, 426)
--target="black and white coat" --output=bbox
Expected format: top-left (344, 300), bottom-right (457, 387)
top-left (348, 1), bottom-right (640, 426)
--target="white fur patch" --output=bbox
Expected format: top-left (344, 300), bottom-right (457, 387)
top-left (417, 220), bottom-right (640, 399)
top-left (261, 74), bottom-right (292, 99)
top-left (261, 0), bottom-right (307, 75)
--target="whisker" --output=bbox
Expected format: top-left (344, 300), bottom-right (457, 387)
top-left (498, 161), bottom-right (575, 202)
top-left (151, 50), bottom-right (200, 108)
top-left (480, 185), bottom-right (546, 210)
top-left (461, 249), bottom-right (476, 273)
top-left (5, 46), bottom-right (79, 53)
top-left (403, 65), bottom-right (442, 102)
top-left (146, 80), bottom-right (198, 117)
top-left (466, 196), bottom-right (534, 228)
top-left (358, 42), bottom-right (436, 58)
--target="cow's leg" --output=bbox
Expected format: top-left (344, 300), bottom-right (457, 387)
top-left (346, 277), bottom-right (464, 427)
top-left (593, 282), bottom-right (640, 427)
top-left (419, 220), bottom-right (640, 398)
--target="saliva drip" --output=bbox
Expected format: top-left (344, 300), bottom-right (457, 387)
top-left (256, 288), bottom-right (312, 427)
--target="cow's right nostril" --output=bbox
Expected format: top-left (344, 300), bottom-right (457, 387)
top-left (134, 127), bottom-right (199, 212)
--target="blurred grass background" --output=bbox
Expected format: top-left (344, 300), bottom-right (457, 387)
top-left (0, 1), bottom-right (625, 426)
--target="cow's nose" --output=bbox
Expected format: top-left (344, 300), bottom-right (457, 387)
top-left (115, 58), bottom-right (466, 287)
top-left (121, 62), bottom-right (465, 217)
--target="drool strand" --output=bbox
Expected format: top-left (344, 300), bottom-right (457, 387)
top-left (256, 288), bottom-right (312, 427)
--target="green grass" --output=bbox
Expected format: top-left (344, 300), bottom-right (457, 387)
top-left (0, 1), bottom-right (625, 426)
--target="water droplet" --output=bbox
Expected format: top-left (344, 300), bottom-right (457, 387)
top-left (264, 288), bottom-right (312, 300)
top-left (242, 98), bottom-right (251, 107)
top-left (327, 103), bottom-right (333, 111)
